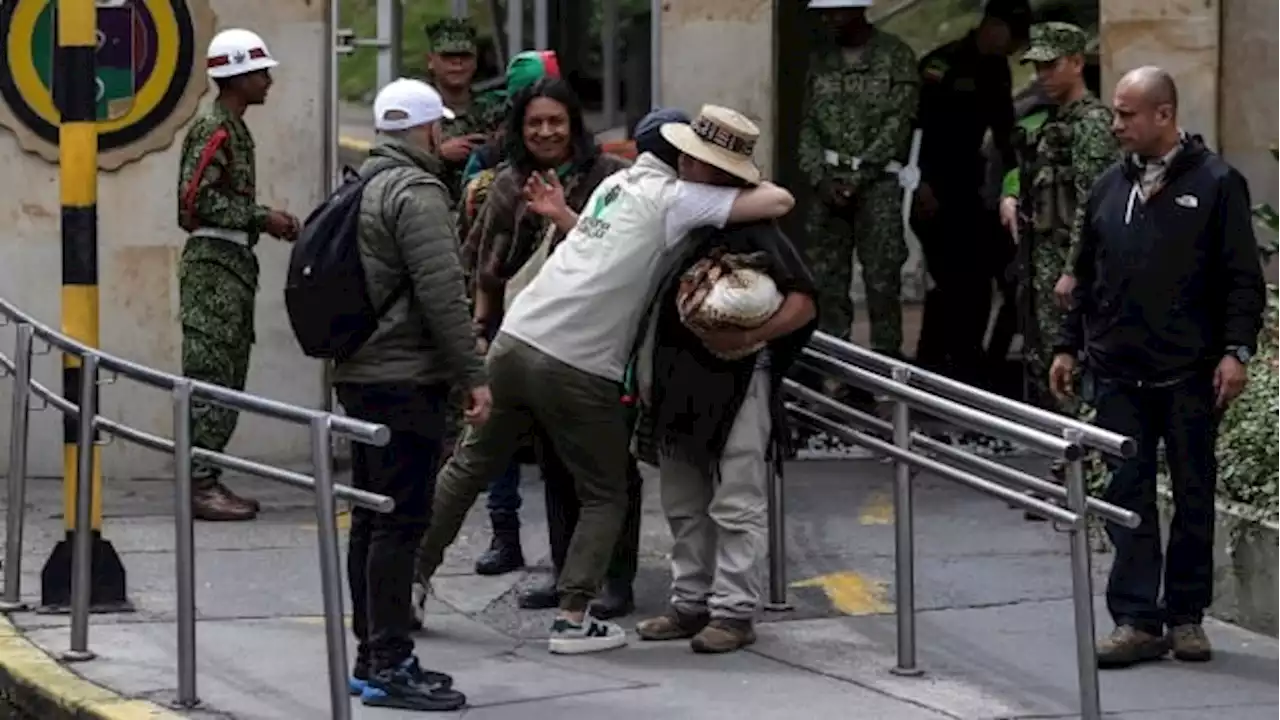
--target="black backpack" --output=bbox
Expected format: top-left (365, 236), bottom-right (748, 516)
top-left (285, 166), bottom-right (409, 361)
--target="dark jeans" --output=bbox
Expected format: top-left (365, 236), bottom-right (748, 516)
top-left (913, 193), bottom-right (1001, 387)
top-left (1092, 371), bottom-right (1220, 634)
top-left (542, 439), bottom-right (643, 585)
top-left (486, 462), bottom-right (523, 514)
top-left (337, 382), bottom-right (446, 672)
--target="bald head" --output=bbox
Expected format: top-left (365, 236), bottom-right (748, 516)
top-left (1118, 66), bottom-right (1178, 113)
top-left (1112, 66), bottom-right (1181, 158)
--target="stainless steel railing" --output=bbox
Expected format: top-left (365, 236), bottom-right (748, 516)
top-left (0, 298), bottom-right (391, 720)
top-left (772, 331), bottom-right (1139, 720)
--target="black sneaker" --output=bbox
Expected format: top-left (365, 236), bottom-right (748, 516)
top-left (351, 655), bottom-right (453, 696)
top-left (361, 656), bottom-right (463, 711)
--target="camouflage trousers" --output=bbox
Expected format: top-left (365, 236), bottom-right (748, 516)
top-left (179, 245), bottom-right (257, 489)
top-left (804, 177), bottom-right (907, 353)
top-left (1024, 242), bottom-right (1108, 498)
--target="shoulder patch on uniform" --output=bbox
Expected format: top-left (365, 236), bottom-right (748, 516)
top-left (922, 58), bottom-right (948, 82)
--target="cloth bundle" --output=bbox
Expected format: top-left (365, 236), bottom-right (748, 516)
top-left (676, 250), bottom-right (783, 360)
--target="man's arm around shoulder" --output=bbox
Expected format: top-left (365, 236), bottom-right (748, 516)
top-left (728, 181), bottom-right (795, 224)
top-left (389, 175), bottom-right (487, 388)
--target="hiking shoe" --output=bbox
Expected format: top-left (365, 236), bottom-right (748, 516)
top-left (361, 657), bottom-right (463, 711)
top-left (690, 618), bottom-right (757, 654)
top-left (636, 608), bottom-right (711, 641)
top-left (1168, 624), bottom-right (1212, 662)
top-left (1097, 625), bottom-right (1169, 669)
top-left (547, 614), bottom-right (628, 655)
top-left (411, 581), bottom-right (428, 632)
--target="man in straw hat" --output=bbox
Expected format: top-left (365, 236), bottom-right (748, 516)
top-left (627, 108), bottom-right (819, 654)
top-left (413, 104), bottom-right (795, 656)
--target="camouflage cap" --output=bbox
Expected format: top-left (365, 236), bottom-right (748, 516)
top-left (1021, 21), bottom-right (1088, 63)
top-left (425, 17), bottom-right (476, 54)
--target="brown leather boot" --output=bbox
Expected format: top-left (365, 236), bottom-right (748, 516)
top-left (193, 483), bottom-right (258, 522)
top-left (220, 485), bottom-right (261, 513)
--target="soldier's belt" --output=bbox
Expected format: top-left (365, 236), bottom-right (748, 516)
top-left (822, 149), bottom-right (920, 192)
top-left (191, 227), bottom-right (252, 247)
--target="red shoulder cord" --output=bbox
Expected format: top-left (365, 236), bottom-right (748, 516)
top-left (180, 127), bottom-right (230, 231)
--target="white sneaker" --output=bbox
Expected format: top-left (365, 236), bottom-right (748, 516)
top-left (411, 581), bottom-right (428, 630)
top-left (548, 614), bottom-right (628, 655)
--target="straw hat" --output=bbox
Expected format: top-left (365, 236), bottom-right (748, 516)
top-left (660, 105), bottom-right (762, 185)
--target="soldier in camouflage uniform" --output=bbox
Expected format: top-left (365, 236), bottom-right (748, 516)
top-left (424, 18), bottom-right (505, 199)
top-left (1000, 22), bottom-right (1117, 500)
top-left (798, 0), bottom-right (919, 360)
top-left (178, 30), bottom-right (301, 521)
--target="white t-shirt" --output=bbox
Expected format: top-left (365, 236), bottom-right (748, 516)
top-left (501, 153), bottom-right (737, 382)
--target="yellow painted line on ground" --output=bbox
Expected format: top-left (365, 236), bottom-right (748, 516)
top-left (339, 136), bottom-right (371, 152)
top-left (791, 571), bottom-right (892, 616)
top-left (0, 615), bottom-right (184, 720)
top-left (858, 490), bottom-right (894, 525)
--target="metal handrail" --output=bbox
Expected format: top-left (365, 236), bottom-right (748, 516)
top-left (799, 349), bottom-right (1081, 459)
top-left (809, 332), bottom-right (1135, 458)
top-left (0, 304), bottom-right (391, 720)
top-left (782, 379), bottom-right (1140, 529)
top-left (0, 352), bottom-right (392, 512)
top-left (773, 338), bottom-right (1139, 720)
top-left (0, 298), bottom-right (387, 446)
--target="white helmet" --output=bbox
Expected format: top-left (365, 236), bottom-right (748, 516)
top-left (808, 0), bottom-right (873, 8)
top-left (207, 29), bottom-right (279, 79)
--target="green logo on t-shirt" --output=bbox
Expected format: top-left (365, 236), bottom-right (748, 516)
top-left (581, 183), bottom-right (623, 239)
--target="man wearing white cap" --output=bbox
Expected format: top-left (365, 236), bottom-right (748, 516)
top-left (332, 77), bottom-right (487, 712)
top-left (414, 104), bottom-right (796, 656)
top-left (177, 28), bottom-right (299, 521)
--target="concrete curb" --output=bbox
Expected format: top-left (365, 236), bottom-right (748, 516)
top-left (1158, 488), bottom-right (1279, 636)
top-left (0, 615), bottom-right (183, 720)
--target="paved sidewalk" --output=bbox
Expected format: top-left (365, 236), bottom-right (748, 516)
top-left (0, 458), bottom-right (1276, 719)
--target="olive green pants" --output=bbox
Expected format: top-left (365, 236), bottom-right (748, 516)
top-left (416, 333), bottom-right (632, 611)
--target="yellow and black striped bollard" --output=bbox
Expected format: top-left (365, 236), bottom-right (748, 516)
top-left (40, 0), bottom-right (129, 614)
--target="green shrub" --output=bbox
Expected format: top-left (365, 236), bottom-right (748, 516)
top-left (1214, 146), bottom-right (1279, 521)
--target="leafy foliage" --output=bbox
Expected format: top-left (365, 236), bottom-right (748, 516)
top-left (1216, 289), bottom-right (1279, 521)
top-left (1218, 145), bottom-right (1280, 521)
top-left (1252, 147), bottom-right (1279, 263)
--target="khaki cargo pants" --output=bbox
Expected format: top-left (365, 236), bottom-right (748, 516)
top-left (659, 368), bottom-right (772, 620)
top-left (416, 333), bottom-right (632, 611)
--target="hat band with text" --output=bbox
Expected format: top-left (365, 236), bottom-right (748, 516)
top-left (692, 116), bottom-right (755, 157)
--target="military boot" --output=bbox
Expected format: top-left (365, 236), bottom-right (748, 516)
top-left (588, 578), bottom-right (635, 620)
top-left (518, 574), bottom-right (560, 609)
top-left (193, 481), bottom-right (257, 522)
top-left (474, 512), bottom-right (524, 576)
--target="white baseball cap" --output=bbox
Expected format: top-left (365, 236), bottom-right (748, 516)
top-left (373, 78), bottom-right (456, 131)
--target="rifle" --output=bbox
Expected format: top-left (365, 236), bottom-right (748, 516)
top-left (1010, 125), bottom-right (1040, 405)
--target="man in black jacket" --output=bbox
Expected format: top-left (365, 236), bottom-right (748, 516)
top-left (1051, 67), bottom-right (1265, 669)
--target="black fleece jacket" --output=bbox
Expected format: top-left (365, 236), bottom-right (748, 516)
top-left (1056, 135), bottom-right (1266, 384)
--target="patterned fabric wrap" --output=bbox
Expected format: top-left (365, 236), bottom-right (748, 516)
top-left (676, 250), bottom-right (784, 360)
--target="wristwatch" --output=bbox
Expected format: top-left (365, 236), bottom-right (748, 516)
top-left (1226, 345), bottom-right (1253, 364)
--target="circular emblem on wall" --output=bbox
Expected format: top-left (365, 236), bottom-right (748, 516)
top-left (0, 0), bottom-right (216, 170)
